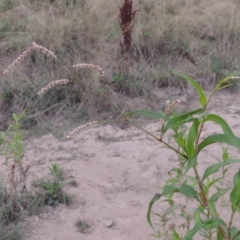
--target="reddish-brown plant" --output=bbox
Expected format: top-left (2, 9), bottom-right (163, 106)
top-left (118, 0), bottom-right (138, 54)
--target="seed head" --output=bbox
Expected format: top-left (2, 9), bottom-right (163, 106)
top-left (4, 42), bottom-right (57, 75)
top-left (4, 47), bottom-right (34, 75)
top-left (38, 79), bottom-right (69, 95)
top-left (67, 121), bottom-right (98, 139)
top-left (73, 63), bottom-right (105, 80)
top-left (165, 100), bottom-right (181, 115)
top-left (32, 42), bottom-right (57, 59)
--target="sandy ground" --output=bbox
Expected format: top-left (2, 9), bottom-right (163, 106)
top-left (1, 91), bottom-right (240, 240)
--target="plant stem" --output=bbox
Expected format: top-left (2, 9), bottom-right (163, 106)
top-left (62, 64), bottom-right (163, 141)
top-left (228, 209), bottom-right (236, 239)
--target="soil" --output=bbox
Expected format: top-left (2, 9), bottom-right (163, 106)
top-left (1, 90), bottom-right (240, 240)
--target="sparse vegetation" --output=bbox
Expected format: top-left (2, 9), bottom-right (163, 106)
top-left (0, 113), bottom-right (72, 238)
top-left (4, 38), bottom-right (240, 239)
top-left (1, 0), bottom-right (240, 239)
top-left (1, 0), bottom-right (240, 129)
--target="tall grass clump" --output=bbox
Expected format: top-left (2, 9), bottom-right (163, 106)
top-left (4, 41), bottom-right (240, 239)
top-left (1, 0), bottom-right (240, 128)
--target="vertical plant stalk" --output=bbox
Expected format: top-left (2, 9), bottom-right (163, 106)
top-left (228, 209), bottom-right (236, 239)
top-left (118, 0), bottom-right (138, 53)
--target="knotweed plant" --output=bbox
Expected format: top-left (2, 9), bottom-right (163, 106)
top-left (4, 42), bottom-right (240, 240)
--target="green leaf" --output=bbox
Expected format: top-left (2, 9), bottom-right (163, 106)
top-left (217, 230), bottom-right (224, 240)
top-left (183, 218), bottom-right (226, 240)
top-left (173, 132), bottom-right (186, 150)
top-left (12, 113), bottom-right (18, 123)
top-left (172, 229), bottom-right (180, 239)
top-left (185, 156), bottom-right (197, 174)
top-left (229, 226), bottom-right (240, 239)
top-left (203, 114), bottom-right (240, 149)
top-left (202, 218), bottom-right (226, 230)
top-left (163, 108), bottom-right (203, 134)
top-left (185, 175), bottom-right (198, 186)
top-left (197, 134), bottom-right (240, 154)
top-left (147, 193), bottom-right (161, 232)
top-left (183, 222), bottom-right (203, 240)
top-left (125, 110), bottom-right (165, 119)
top-left (210, 188), bottom-right (231, 202)
top-left (208, 199), bottom-right (219, 217)
top-left (222, 148), bottom-right (229, 161)
top-left (202, 159), bottom-right (240, 181)
top-left (185, 119), bottom-right (199, 158)
top-left (204, 114), bottom-right (234, 135)
top-left (162, 184), bottom-right (199, 201)
top-left (173, 72), bottom-right (207, 108)
top-left (230, 169), bottom-right (240, 210)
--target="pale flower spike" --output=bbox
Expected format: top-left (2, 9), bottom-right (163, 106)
top-left (73, 63), bottom-right (105, 80)
top-left (67, 121), bottom-right (98, 139)
top-left (4, 42), bottom-right (57, 75)
top-left (32, 42), bottom-right (57, 59)
top-left (4, 47), bottom-right (34, 75)
top-left (165, 100), bottom-right (181, 115)
top-left (38, 79), bottom-right (69, 95)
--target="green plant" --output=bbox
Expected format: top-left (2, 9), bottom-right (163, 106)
top-left (42, 181), bottom-right (63, 206)
top-left (49, 163), bottom-right (65, 181)
top-left (4, 42), bottom-right (240, 240)
top-left (143, 73), bottom-right (240, 239)
top-left (0, 111), bottom-right (31, 195)
top-left (38, 163), bottom-right (71, 207)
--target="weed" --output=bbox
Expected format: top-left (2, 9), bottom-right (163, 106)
top-left (49, 163), bottom-right (65, 181)
top-left (35, 163), bottom-right (73, 207)
top-left (4, 41), bottom-right (240, 239)
top-left (75, 219), bottom-right (92, 234)
top-left (0, 111), bottom-right (72, 238)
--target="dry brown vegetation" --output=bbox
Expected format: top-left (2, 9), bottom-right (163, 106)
top-left (0, 0), bottom-right (240, 128)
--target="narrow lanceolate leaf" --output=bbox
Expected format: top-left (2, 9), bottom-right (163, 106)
top-left (202, 218), bottom-right (226, 230)
top-left (183, 218), bottom-right (226, 240)
top-left (203, 114), bottom-right (240, 149)
top-left (230, 169), bottom-right (240, 210)
top-left (204, 114), bottom-right (234, 135)
top-left (147, 193), bottom-right (161, 232)
top-left (185, 155), bottom-right (197, 174)
top-left (185, 118), bottom-right (199, 158)
top-left (163, 108), bottom-right (202, 134)
top-left (229, 226), bottom-right (240, 239)
top-left (202, 159), bottom-right (240, 181)
top-left (173, 71), bottom-right (207, 108)
top-left (208, 199), bottom-right (219, 217)
top-left (197, 134), bottom-right (240, 154)
top-left (162, 184), bottom-right (199, 201)
top-left (183, 222), bottom-right (203, 240)
top-left (125, 109), bottom-right (165, 119)
top-left (210, 188), bottom-right (232, 202)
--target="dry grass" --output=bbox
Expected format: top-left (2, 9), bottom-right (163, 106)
top-left (1, 0), bottom-right (240, 128)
